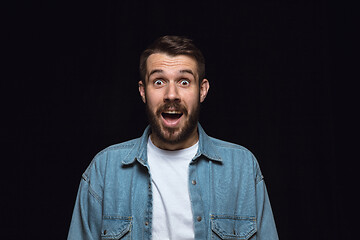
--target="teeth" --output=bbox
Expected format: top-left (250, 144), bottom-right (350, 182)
top-left (163, 110), bottom-right (182, 114)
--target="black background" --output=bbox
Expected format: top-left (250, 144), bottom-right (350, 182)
top-left (3, 0), bottom-right (354, 239)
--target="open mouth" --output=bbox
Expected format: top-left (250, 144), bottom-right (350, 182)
top-left (161, 110), bottom-right (183, 126)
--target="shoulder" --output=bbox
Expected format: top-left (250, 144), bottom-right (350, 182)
top-left (198, 124), bottom-right (255, 165)
top-left (94, 138), bottom-right (140, 159)
top-left (210, 136), bottom-right (255, 159)
top-left (82, 138), bottom-right (141, 180)
top-left (210, 137), bottom-right (252, 152)
top-left (209, 137), bottom-right (263, 182)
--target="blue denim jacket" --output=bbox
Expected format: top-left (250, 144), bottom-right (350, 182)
top-left (68, 124), bottom-right (278, 240)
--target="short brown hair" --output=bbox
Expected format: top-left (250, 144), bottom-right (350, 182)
top-left (139, 35), bottom-right (205, 84)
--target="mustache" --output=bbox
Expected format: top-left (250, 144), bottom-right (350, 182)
top-left (156, 102), bottom-right (188, 115)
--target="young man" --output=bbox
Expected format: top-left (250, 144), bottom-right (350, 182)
top-left (68, 36), bottom-right (278, 240)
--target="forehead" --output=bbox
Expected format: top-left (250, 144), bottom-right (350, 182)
top-left (146, 53), bottom-right (197, 74)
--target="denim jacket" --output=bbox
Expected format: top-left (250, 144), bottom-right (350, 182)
top-left (68, 124), bottom-right (278, 240)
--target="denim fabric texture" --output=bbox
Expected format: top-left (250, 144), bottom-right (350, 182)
top-left (68, 124), bottom-right (278, 240)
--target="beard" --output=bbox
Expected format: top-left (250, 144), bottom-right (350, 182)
top-left (146, 100), bottom-right (200, 145)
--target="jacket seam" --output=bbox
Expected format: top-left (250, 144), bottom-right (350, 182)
top-left (256, 175), bottom-right (264, 185)
top-left (88, 183), bottom-right (103, 206)
top-left (210, 215), bottom-right (256, 221)
top-left (93, 142), bottom-right (137, 160)
top-left (210, 139), bottom-right (250, 151)
top-left (213, 144), bottom-right (247, 150)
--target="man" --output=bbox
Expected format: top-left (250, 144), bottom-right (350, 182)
top-left (68, 36), bottom-right (278, 239)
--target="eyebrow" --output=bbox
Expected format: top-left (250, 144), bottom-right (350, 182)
top-left (148, 69), bottom-right (163, 77)
top-left (148, 69), bottom-right (196, 78)
top-left (179, 69), bottom-right (195, 77)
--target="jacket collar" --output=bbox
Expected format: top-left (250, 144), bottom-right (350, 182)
top-left (122, 123), bottom-right (222, 166)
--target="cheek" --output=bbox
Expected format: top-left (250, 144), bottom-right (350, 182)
top-left (145, 91), bottom-right (163, 109)
top-left (183, 93), bottom-right (200, 111)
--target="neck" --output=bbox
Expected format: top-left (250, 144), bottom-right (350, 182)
top-left (150, 127), bottom-right (199, 151)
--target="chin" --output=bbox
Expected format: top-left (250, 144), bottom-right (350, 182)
top-left (159, 126), bottom-right (184, 143)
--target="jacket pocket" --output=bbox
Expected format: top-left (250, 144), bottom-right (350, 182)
top-left (101, 216), bottom-right (132, 240)
top-left (210, 215), bottom-right (257, 240)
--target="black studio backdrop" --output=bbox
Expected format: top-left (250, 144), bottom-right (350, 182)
top-left (3, 0), bottom-right (345, 239)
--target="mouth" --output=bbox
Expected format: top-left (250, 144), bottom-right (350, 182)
top-left (161, 110), bottom-right (183, 127)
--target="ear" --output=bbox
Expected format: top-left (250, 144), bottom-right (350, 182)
top-left (199, 79), bottom-right (210, 103)
top-left (138, 80), bottom-right (146, 103)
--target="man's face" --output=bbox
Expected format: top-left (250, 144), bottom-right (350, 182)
top-left (139, 53), bottom-right (209, 150)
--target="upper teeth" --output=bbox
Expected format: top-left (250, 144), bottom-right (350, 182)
top-left (164, 111), bottom-right (181, 114)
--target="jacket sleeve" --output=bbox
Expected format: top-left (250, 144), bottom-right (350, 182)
top-left (255, 177), bottom-right (279, 239)
top-left (67, 174), bottom-right (103, 240)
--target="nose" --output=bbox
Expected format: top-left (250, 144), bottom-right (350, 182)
top-left (164, 82), bottom-right (180, 102)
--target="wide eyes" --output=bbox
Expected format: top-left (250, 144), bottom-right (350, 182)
top-left (179, 79), bottom-right (190, 86)
top-left (152, 79), bottom-right (191, 87)
top-left (154, 79), bottom-right (164, 86)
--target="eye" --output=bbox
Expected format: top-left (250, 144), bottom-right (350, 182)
top-left (154, 79), bottom-right (165, 86)
top-left (179, 79), bottom-right (190, 86)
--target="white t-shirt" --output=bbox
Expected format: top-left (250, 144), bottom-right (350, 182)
top-left (147, 136), bottom-right (198, 240)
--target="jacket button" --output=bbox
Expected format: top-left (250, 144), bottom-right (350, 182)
top-left (197, 216), bottom-right (202, 222)
top-left (103, 230), bottom-right (107, 235)
top-left (192, 180), bottom-right (197, 185)
top-left (145, 221), bottom-right (149, 226)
